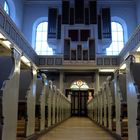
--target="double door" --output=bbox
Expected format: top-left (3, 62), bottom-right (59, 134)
top-left (71, 90), bottom-right (88, 116)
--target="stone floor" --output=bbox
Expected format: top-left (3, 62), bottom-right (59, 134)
top-left (38, 117), bottom-right (116, 140)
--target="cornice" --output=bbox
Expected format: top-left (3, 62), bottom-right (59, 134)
top-left (24, 0), bottom-right (61, 5)
top-left (24, 0), bottom-right (135, 6)
top-left (98, 0), bottom-right (135, 6)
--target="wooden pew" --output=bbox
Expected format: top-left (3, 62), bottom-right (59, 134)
top-left (118, 74), bottom-right (128, 139)
top-left (45, 86), bottom-right (49, 128)
top-left (17, 70), bottom-right (33, 138)
top-left (106, 77), bottom-right (116, 131)
top-left (126, 58), bottom-right (140, 140)
top-left (102, 82), bottom-right (108, 128)
top-left (110, 81), bottom-right (116, 132)
top-left (35, 76), bottom-right (46, 132)
top-left (0, 56), bottom-right (14, 140)
top-left (115, 73), bottom-right (128, 139)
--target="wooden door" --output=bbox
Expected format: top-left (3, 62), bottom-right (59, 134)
top-left (71, 90), bottom-right (88, 116)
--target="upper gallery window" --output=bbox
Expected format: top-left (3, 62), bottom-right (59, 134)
top-left (4, 1), bottom-right (10, 15)
top-left (35, 22), bottom-right (53, 55)
top-left (106, 22), bottom-right (124, 55)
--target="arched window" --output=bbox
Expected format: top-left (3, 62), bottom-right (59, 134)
top-left (35, 22), bottom-right (53, 55)
top-left (4, 1), bottom-right (10, 15)
top-left (106, 22), bottom-right (124, 55)
top-left (70, 80), bottom-right (89, 90)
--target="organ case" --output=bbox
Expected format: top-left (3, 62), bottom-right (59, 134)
top-left (62, 0), bottom-right (70, 24)
top-left (64, 38), bottom-right (70, 60)
top-left (75, 0), bottom-right (84, 24)
top-left (48, 8), bottom-right (58, 38)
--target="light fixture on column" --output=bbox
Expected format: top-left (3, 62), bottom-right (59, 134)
top-left (99, 69), bottom-right (115, 72)
top-left (120, 63), bottom-right (126, 70)
top-left (136, 46), bottom-right (140, 52)
top-left (0, 32), bottom-right (12, 49)
top-left (32, 69), bottom-right (37, 75)
top-left (0, 33), bottom-right (6, 39)
top-left (21, 55), bottom-right (31, 67)
top-left (2, 40), bottom-right (12, 49)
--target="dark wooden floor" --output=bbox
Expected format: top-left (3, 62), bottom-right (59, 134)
top-left (38, 117), bottom-right (116, 140)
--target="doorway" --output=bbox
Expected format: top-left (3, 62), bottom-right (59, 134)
top-left (66, 80), bottom-right (94, 117)
top-left (66, 89), bottom-right (94, 117)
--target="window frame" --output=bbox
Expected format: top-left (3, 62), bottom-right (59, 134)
top-left (34, 21), bottom-right (53, 55)
top-left (4, 1), bottom-right (10, 15)
top-left (106, 21), bottom-right (124, 55)
top-left (106, 17), bottom-right (128, 56)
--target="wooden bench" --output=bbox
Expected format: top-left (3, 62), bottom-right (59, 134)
top-left (35, 118), bottom-right (40, 132)
top-left (17, 119), bottom-right (25, 137)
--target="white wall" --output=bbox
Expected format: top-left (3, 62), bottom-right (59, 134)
top-left (14, 0), bottom-right (24, 30)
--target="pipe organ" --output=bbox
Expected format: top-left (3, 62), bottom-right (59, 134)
top-left (47, 0), bottom-right (111, 60)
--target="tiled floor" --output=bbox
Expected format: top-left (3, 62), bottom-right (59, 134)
top-left (38, 117), bottom-right (116, 140)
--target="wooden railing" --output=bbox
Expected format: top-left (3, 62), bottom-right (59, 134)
top-left (38, 55), bottom-right (119, 67)
top-left (0, 6), bottom-right (37, 64)
top-left (119, 24), bottom-right (140, 63)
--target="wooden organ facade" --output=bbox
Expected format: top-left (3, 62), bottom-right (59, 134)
top-left (47, 0), bottom-right (111, 61)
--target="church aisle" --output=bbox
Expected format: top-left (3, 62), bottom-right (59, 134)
top-left (38, 117), bottom-right (116, 140)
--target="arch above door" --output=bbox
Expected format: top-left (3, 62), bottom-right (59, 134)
top-left (70, 80), bottom-right (89, 90)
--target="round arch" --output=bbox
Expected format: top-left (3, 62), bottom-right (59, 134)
top-left (111, 16), bottom-right (128, 43)
top-left (32, 17), bottom-right (48, 49)
top-left (70, 80), bottom-right (89, 91)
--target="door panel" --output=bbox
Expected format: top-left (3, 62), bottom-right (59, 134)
top-left (71, 90), bottom-right (88, 116)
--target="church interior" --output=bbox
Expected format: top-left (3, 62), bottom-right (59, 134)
top-left (0, 0), bottom-right (140, 140)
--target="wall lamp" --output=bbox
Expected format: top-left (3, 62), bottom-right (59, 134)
top-left (0, 33), bottom-right (12, 49)
top-left (120, 63), bottom-right (126, 70)
top-left (2, 40), bottom-right (12, 49)
top-left (0, 33), bottom-right (6, 39)
top-left (21, 55), bottom-right (31, 67)
top-left (99, 69), bottom-right (115, 72)
top-left (136, 46), bottom-right (140, 52)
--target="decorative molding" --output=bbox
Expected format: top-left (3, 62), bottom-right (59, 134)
top-left (119, 23), bottom-right (140, 63)
top-left (38, 55), bottom-right (119, 68)
top-left (24, 0), bottom-right (61, 5)
top-left (98, 0), bottom-right (135, 6)
top-left (24, 0), bottom-right (135, 6)
top-left (0, 7), bottom-right (37, 64)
